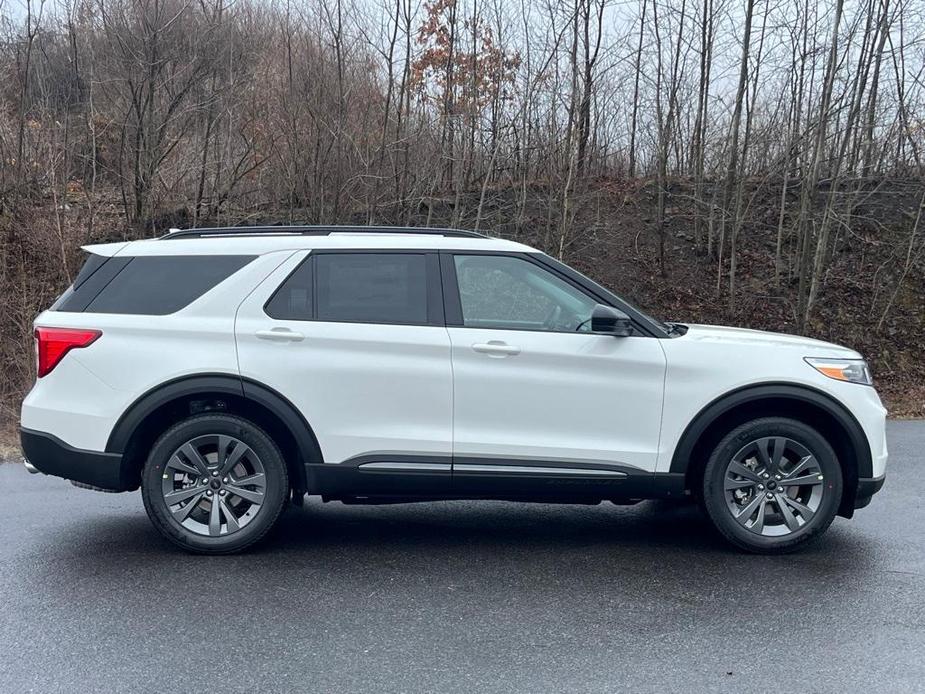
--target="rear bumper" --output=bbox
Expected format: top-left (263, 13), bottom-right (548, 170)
top-left (20, 428), bottom-right (128, 491)
top-left (854, 475), bottom-right (885, 510)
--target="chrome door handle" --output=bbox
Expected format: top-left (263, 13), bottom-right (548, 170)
top-left (472, 341), bottom-right (521, 356)
top-left (255, 328), bottom-right (305, 342)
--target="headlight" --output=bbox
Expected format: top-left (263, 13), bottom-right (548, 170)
top-left (804, 357), bottom-right (873, 386)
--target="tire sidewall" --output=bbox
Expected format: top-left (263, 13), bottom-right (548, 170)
top-left (703, 417), bottom-right (843, 553)
top-left (141, 414), bottom-right (289, 553)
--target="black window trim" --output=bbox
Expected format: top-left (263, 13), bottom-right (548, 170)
top-left (263, 249), bottom-right (445, 328)
top-left (440, 250), bottom-right (664, 338)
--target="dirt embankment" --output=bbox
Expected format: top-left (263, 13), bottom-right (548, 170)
top-left (1, 177), bottom-right (921, 455)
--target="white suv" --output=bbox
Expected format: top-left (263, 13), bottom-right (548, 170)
top-left (20, 226), bottom-right (888, 554)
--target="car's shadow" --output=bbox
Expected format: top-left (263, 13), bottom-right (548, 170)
top-left (31, 496), bottom-right (879, 596)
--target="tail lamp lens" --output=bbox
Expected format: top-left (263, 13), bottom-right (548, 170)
top-left (35, 327), bottom-right (101, 378)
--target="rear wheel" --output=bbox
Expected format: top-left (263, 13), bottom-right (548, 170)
top-left (141, 414), bottom-right (289, 554)
top-left (702, 417), bottom-right (842, 553)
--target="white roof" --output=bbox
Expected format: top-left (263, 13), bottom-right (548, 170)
top-left (83, 230), bottom-right (538, 257)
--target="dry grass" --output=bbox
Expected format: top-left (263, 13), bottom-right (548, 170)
top-left (881, 387), bottom-right (925, 420)
top-left (0, 425), bottom-right (19, 460)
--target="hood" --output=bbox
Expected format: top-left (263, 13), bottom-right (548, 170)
top-left (680, 324), bottom-right (861, 358)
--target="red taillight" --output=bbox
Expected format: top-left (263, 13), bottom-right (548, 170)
top-left (34, 327), bottom-right (101, 378)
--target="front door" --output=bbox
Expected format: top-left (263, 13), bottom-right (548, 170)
top-left (443, 252), bottom-right (667, 495)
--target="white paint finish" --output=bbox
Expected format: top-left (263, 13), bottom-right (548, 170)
top-left (20, 355), bottom-right (125, 451)
top-left (678, 323), bottom-right (861, 356)
top-left (448, 328), bottom-right (667, 472)
top-left (22, 232), bottom-right (889, 496)
top-left (656, 324), bottom-right (888, 474)
top-left (234, 252), bottom-right (453, 464)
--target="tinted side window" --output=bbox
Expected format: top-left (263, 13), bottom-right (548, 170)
top-left (315, 253), bottom-right (428, 324)
top-left (84, 255), bottom-right (254, 315)
top-left (72, 253), bottom-right (108, 289)
top-left (53, 254), bottom-right (132, 312)
top-left (453, 255), bottom-right (597, 332)
top-left (265, 259), bottom-right (313, 320)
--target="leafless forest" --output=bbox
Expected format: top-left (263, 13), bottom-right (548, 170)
top-left (0, 0), bottom-right (923, 431)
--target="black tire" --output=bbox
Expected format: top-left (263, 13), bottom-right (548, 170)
top-left (702, 417), bottom-right (843, 554)
top-left (141, 414), bottom-right (289, 554)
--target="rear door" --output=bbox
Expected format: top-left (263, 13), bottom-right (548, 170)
top-left (443, 252), bottom-right (667, 495)
top-left (234, 249), bottom-right (453, 493)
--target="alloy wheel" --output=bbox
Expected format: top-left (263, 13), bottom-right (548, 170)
top-left (160, 434), bottom-right (267, 537)
top-left (724, 436), bottom-right (826, 537)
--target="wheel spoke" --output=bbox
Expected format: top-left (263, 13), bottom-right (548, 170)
top-left (231, 472), bottom-right (265, 488)
top-left (775, 493), bottom-right (801, 531)
top-left (209, 495), bottom-right (222, 536)
top-left (728, 461), bottom-right (762, 483)
top-left (216, 435), bottom-right (232, 471)
top-left (725, 477), bottom-right (755, 491)
top-left (754, 437), bottom-right (786, 473)
top-left (225, 484), bottom-right (264, 505)
top-left (219, 498), bottom-right (240, 533)
top-left (218, 439), bottom-right (248, 477)
top-left (783, 455), bottom-right (816, 480)
top-left (754, 439), bottom-right (773, 471)
top-left (734, 493), bottom-right (765, 527)
top-left (751, 498), bottom-right (768, 534)
top-left (770, 437), bottom-right (786, 472)
top-left (164, 485), bottom-right (207, 505)
top-left (170, 492), bottom-right (204, 522)
top-left (166, 455), bottom-right (200, 478)
top-left (779, 474), bottom-right (822, 488)
top-left (781, 494), bottom-right (815, 522)
top-left (179, 442), bottom-right (211, 477)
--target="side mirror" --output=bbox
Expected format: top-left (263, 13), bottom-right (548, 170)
top-left (590, 304), bottom-right (633, 337)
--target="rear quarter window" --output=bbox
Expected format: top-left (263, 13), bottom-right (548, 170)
top-left (55, 255), bottom-right (255, 315)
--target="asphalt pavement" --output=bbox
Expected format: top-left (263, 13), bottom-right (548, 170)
top-left (1, 421), bottom-right (923, 693)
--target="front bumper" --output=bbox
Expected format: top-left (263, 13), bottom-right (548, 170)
top-left (20, 428), bottom-right (128, 491)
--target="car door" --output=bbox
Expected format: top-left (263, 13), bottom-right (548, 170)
top-left (235, 249), bottom-right (452, 494)
top-left (442, 252), bottom-right (667, 495)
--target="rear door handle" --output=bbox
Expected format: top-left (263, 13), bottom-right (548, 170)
top-left (256, 328), bottom-right (305, 342)
top-left (472, 341), bottom-right (521, 357)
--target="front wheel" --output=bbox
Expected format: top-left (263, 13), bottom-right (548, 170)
top-left (702, 417), bottom-right (843, 554)
top-left (141, 414), bottom-right (289, 554)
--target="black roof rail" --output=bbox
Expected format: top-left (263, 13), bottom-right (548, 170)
top-left (159, 225), bottom-right (489, 240)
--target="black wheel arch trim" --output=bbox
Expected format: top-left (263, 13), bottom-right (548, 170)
top-left (105, 373), bottom-right (324, 481)
top-left (669, 382), bottom-right (873, 481)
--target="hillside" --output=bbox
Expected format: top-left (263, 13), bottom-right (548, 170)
top-left (1, 176), bottom-right (921, 449)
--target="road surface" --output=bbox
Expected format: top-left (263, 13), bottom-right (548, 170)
top-left (1, 421), bottom-right (922, 692)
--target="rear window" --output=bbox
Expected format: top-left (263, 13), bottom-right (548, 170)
top-left (54, 254), bottom-right (254, 315)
